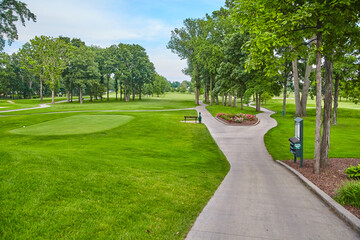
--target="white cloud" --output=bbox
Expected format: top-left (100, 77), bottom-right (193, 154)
top-left (16, 0), bottom-right (172, 46)
top-left (7, 0), bottom-right (191, 82)
top-left (148, 47), bottom-right (190, 82)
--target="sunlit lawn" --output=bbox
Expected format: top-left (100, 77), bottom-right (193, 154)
top-left (0, 94), bottom-right (229, 239)
top-left (263, 97), bottom-right (360, 160)
top-left (206, 103), bottom-right (259, 117)
top-left (0, 92), bottom-right (196, 115)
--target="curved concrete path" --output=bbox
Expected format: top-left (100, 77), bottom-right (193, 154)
top-left (187, 105), bottom-right (359, 239)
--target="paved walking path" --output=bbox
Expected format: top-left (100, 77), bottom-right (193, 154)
top-left (187, 104), bottom-right (359, 239)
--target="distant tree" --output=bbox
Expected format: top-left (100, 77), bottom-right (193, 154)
top-left (0, 0), bottom-right (36, 50)
top-left (22, 36), bottom-right (73, 104)
top-left (153, 74), bottom-right (169, 97)
top-left (0, 53), bottom-right (13, 97)
top-left (68, 45), bottom-right (100, 104)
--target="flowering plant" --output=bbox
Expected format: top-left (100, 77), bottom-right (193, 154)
top-left (216, 113), bottom-right (257, 123)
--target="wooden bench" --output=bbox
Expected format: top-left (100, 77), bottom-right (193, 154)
top-left (184, 116), bottom-right (198, 122)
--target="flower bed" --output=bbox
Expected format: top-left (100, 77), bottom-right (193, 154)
top-left (216, 113), bottom-right (258, 126)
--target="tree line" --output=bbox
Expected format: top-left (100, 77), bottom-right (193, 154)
top-left (168, 0), bottom-right (360, 173)
top-left (0, 36), bottom-right (170, 104)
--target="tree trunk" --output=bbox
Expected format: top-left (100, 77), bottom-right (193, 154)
top-left (320, 54), bottom-right (333, 169)
top-left (222, 93), bottom-right (225, 105)
top-left (132, 89), bottom-right (135, 101)
top-left (67, 90), bottom-right (70, 103)
top-left (90, 95), bottom-right (93, 102)
top-left (233, 90), bottom-right (237, 108)
top-left (332, 75), bottom-right (340, 125)
top-left (300, 60), bottom-right (313, 116)
top-left (258, 94), bottom-right (262, 111)
top-left (228, 94), bottom-right (232, 107)
top-left (240, 93), bottom-right (244, 110)
top-left (51, 89), bottom-right (55, 104)
top-left (116, 90), bottom-right (118, 100)
top-left (107, 75), bottom-right (110, 101)
top-left (139, 87), bottom-right (142, 100)
top-left (120, 84), bottom-right (123, 101)
top-left (293, 59), bottom-right (302, 116)
top-left (40, 80), bottom-right (43, 103)
top-left (314, 28), bottom-right (322, 174)
top-left (29, 80), bottom-right (32, 99)
top-left (224, 93), bottom-right (228, 106)
top-left (195, 86), bottom-right (199, 105)
top-left (71, 90), bottom-right (73, 103)
top-left (210, 75), bottom-right (214, 105)
top-left (282, 78), bottom-right (287, 115)
top-left (79, 87), bottom-right (83, 104)
top-left (216, 95), bottom-right (219, 105)
top-left (255, 93), bottom-right (260, 112)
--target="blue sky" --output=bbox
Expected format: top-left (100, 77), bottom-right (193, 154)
top-left (4, 0), bottom-right (225, 82)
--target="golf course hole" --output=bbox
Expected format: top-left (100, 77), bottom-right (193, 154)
top-left (9, 115), bottom-right (133, 136)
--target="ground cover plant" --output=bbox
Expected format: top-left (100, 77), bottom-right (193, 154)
top-left (0, 98), bottom-right (229, 239)
top-left (335, 181), bottom-right (360, 209)
top-left (345, 164), bottom-right (360, 179)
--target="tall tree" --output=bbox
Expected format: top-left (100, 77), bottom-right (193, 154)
top-left (68, 45), bottom-right (100, 104)
top-left (231, 0), bottom-right (360, 173)
top-left (0, 0), bottom-right (36, 50)
top-left (23, 36), bottom-right (72, 104)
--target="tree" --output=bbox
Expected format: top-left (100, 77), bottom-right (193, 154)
top-left (168, 18), bottom-right (207, 105)
top-left (0, 0), bottom-right (36, 51)
top-left (153, 74), bottom-right (169, 97)
top-left (68, 45), bottom-right (100, 104)
top-left (231, 0), bottom-right (360, 173)
top-left (23, 36), bottom-right (73, 104)
top-left (0, 52), bottom-right (13, 97)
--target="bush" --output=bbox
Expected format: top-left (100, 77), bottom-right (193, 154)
top-left (334, 181), bottom-right (360, 208)
top-left (345, 164), bottom-right (360, 179)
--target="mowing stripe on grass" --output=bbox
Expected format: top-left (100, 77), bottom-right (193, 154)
top-left (9, 115), bottom-right (133, 136)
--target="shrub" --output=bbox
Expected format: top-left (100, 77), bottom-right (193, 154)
top-left (334, 181), bottom-right (360, 208)
top-left (345, 164), bottom-right (360, 179)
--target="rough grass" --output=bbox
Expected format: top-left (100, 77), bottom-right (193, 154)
top-left (263, 98), bottom-right (360, 160)
top-left (0, 100), bottom-right (229, 239)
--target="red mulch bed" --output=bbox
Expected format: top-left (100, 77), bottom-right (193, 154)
top-left (284, 158), bottom-right (360, 219)
top-left (216, 116), bottom-right (258, 126)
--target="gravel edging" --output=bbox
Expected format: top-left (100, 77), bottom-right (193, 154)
top-left (276, 160), bottom-right (360, 233)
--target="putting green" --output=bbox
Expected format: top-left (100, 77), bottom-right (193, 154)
top-left (9, 115), bottom-right (133, 136)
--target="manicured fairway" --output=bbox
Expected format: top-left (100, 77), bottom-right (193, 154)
top-left (9, 115), bottom-right (133, 136)
top-left (0, 105), bottom-right (229, 239)
top-left (0, 93), bottom-right (196, 115)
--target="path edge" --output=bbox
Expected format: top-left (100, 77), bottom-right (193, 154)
top-left (276, 160), bottom-right (360, 233)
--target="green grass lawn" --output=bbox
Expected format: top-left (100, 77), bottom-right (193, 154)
top-left (0, 98), bottom-right (229, 239)
top-left (263, 98), bottom-right (360, 160)
top-left (9, 115), bottom-right (133, 136)
top-left (0, 93), bottom-right (196, 115)
top-left (206, 103), bottom-right (259, 117)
